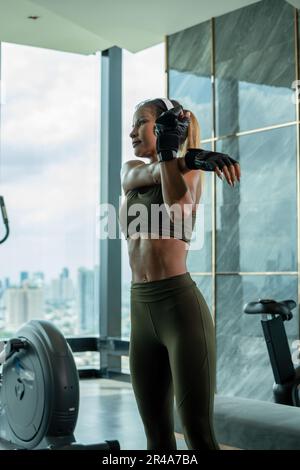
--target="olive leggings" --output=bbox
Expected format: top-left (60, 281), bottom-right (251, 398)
top-left (129, 272), bottom-right (219, 450)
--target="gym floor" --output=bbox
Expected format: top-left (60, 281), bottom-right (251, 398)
top-left (76, 379), bottom-right (237, 450)
top-left (76, 378), bottom-right (188, 450)
top-left (0, 379), bottom-right (238, 450)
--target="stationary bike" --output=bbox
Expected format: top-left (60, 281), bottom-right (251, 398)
top-left (244, 298), bottom-right (300, 407)
top-left (0, 197), bottom-right (120, 449)
top-left (0, 319), bottom-right (120, 450)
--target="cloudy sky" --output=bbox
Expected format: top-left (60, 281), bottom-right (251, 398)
top-left (0, 41), bottom-right (165, 284)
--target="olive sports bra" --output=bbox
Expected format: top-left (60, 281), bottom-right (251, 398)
top-left (119, 184), bottom-right (196, 243)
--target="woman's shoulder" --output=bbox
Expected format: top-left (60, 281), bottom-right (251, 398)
top-left (122, 159), bottom-right (146, 170)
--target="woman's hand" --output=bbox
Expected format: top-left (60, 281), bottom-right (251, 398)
top-left (154, 106), bottom-right (190, 162)
top-left (184, 148), bottom-right (241, 187)
top-left (215, 160), bottom-right (241, 187)
top-left (154, 106), bottom-right (190, 141)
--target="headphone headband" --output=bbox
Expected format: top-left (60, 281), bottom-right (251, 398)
top-left (159, 98), bottom-right (174, 111)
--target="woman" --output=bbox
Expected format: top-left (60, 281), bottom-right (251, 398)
top-left (119, 98), bottom-right (240, 450)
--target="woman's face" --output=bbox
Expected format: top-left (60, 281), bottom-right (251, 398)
top-left (129, 106), bottom-right (157, 161)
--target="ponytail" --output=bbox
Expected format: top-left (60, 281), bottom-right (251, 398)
top-left (176, 107), bottom-right (205, 192)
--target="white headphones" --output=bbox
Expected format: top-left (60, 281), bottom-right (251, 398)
top-left (159, 98), bottom-right (175, 111)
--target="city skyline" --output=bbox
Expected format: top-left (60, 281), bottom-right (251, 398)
top-left (0, 264), bottom-right (103, 336)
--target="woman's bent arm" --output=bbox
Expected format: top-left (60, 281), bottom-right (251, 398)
top-left (159, 158), bottom-right (194, 221)
top-left (121, 157), bottom-right (193, 193)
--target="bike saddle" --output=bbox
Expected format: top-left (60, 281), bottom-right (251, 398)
top-left (243, 298), bottom-right (296, 321)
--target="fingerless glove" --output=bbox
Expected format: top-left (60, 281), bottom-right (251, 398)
top-left (184, 148), bottom-right (238, 171)
top-left (155, 106), bottom-right (190, 162)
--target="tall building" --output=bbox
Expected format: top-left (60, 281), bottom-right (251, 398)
top-left (49, 271), bottom-right (74, 304)
top-left (61, 277), bottom-right (75, 302)
top-left (33, 272), bottom-right (45, 287)
top-left (20, 271), bottom-right (29, 286)
top-left (77, 267), bottom-right (96, 333)
top-left (60, 267), bottom-right (69, 279)
top-left (49, 279), bottom-right (61, 304)
top-left (5, 285), bottom-right (44, 330)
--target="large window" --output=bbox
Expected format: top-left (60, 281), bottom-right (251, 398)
top-left (168, 0), bottom-right (299, 401)
top-left (0, 43), bottom-right (100, 351)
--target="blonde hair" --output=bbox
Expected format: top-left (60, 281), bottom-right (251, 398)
top-left (136, 98), bottom-right (205, 193)
top-left (177, 107), bottom-right (205, 192)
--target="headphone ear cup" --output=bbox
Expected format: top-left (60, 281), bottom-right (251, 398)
top-left (172, 105), bottom-right (184, 117)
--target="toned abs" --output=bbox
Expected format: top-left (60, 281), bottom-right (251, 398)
top-left (127, 235), bottom-right (189, 282)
